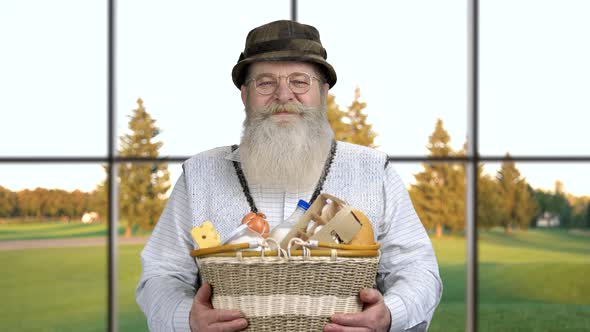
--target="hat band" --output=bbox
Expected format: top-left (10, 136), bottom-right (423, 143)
top-left (244, 38), bottom-right (327, 59)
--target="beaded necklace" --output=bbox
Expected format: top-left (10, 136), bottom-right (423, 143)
top-left (231, 139), bottom-right (337, 213)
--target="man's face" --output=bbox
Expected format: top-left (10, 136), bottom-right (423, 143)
top-left (238, 61), bottom-right (334, 190)
top-left (240, 61), bottom-right (329, 119)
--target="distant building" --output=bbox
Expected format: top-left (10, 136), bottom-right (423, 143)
top-left (81, 212), bottom-right (100, 224)
top-left (536, 212), bottom-right (560, 228)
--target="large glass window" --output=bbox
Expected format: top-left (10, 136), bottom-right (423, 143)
top-left (300, 1), bottom-right (469, 329)
top-left (479, 0), bottom-right (590, 329)
top-left (480, 0), bottom-right (590, 156)
top-left (0, 0), bottom-right (107, 157)
top-left (116, 0), bottom-right (290, 157)
top-left (0, 165), bottom-right (107, 331)
top-left (299, 0), bottom-right (467, 157)
top-left (116, 162), bottom-right (183, 331)
top-left (2, 1), bottom-right (589, 331)
top-left (393, 162), bottom-right (467, 332)
top-left (477, 162), bottom-right (590, 331)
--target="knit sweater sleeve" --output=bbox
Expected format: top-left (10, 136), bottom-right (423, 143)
top-left (136, 172), bottom-right (197, 332)
top-left (377, 164), bottom-right (443, 332)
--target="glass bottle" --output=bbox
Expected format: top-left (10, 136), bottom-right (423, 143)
top-left (268, 199), bottom-right (310, 244)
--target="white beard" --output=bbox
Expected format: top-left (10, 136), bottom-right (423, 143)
top-left (239, 102), bottom-right (334, 192)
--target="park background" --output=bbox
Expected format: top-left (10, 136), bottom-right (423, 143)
top-left (1, 0), bottom-right (589, 331)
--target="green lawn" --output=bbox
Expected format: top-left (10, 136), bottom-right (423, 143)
top-left (0, 244), bottom-right (147, 332)
top-left (0, 227), bottom-right (589, 331)
top-left (0, 221), bottom-right (150, 241)
top-left (429, 228), bottom-right (590, 331)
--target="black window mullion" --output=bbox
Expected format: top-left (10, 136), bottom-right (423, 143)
top-left (467, 1), bottom-right (479, 331)
top-left (107, 0), bottom-right (117, 331)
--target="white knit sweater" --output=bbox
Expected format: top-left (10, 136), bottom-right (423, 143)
top-left (137, 141), bottom-right (442, 332)
top-left (182, 141), bottom-right (387, 243)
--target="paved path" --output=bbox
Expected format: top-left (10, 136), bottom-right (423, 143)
top-left (0, 236), bottom-right (149, 251)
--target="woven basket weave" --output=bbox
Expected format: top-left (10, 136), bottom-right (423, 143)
top-left (194, 250), bottom-right (379, 331)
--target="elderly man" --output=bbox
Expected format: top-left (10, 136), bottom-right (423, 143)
top-left (137, 20), bottom-right (442, 332)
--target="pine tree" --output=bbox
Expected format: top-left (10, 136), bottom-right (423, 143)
top-left (118, 98), bottom-right (170, 237)
top-left (552, 181), bottom-right (572, 227)
top-left (447, 141), bottom-right (466, 234)
top-left (514, 183), bottom-right (538, 229)
top-left (326, 88), bottom-right (377, 147)
top-left (497, 154), bottom-right (536, 234)
top-left (568, 194), bottom-right (589, 228)
top-left (477, 168), bottom-right (504, 230)
top-left (410, 166), bottom-right (446, 237)
top-left (0, 186), bottom-right (16, 217)
top-left (446, 161), bottom-right (465, 234)
top-left (90, 178), bottom-right (108, 222)
top-left (410, 119), bottom-right (463, 237)
top-left (497, 154), bottom-right (519, 234)
top-left (343, 87), bottom-right (377, 147)
top-left (326, 94), bottom-right (349, 142)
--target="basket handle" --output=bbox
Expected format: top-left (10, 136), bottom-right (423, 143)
top-left (260, 238), bottom-right (287, 259)
top-left (287, 238), bottom-right (311, 259)
top-left (288, 239), bottom-right (380, 251)
top-left (307, 240), bottom-right (380, 251)
top-left (190, 241), bottom-right (259, 257)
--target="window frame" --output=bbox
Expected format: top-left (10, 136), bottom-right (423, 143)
top-left (1, 1), bottom-right (590, 331)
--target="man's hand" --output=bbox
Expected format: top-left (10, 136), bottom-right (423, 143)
top-left (324, 288), bottom-right (391, 332)
top-left (189, 282), bottom-right (248, 332)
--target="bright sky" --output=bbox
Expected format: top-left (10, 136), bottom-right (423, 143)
top-left (1, 0), bottom-right (589, 196)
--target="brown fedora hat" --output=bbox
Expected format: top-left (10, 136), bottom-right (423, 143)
top-left (232, 20), bottom-right (337, 89)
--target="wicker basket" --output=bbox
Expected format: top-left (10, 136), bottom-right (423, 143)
top-left (191, 240), bottom-right (380, 331)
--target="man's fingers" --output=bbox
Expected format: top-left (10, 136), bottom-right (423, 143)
top-left (209, 318), bottom-right (248, 332)
top-left (330, 313), bottom-right (368, 327)
top-left (214, 309), bottom-right (244, 322)
top-left (195, 282), bottom-right (213, 308)
top-left (359, 288), bottom-right (383, 305)
top-left (324, 323), bottom-right (371, 332)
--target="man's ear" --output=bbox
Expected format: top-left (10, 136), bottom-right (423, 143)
top-left (322, 82), bottom-right (329, 97)
top-left (240, 85), bottom-right (248, 107)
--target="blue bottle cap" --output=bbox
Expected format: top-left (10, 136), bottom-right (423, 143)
top-left (297, 199), bottom-right (310, 210)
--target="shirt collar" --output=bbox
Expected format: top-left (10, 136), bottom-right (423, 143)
top-left (224, 146), bottom-right (241, 162)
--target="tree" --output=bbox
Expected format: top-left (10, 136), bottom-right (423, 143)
top-left (326, 88), bottom-right (377, 147)
top-left (477, 167), bottom-right (504, 230)
top-left (496, 155), bottom-right (519, 234)
top-left (445, 163), bottom-right (465, 233)
top-left (551, 181), bottom-right (572, 227)
top-left (326, 94), bottom-right (348, 141)
top-left (89, 179), bottom-right (108, 222)
top-left (410, 165), bottom-right (446, 238)
top-left (118, 98), bottom-right (170, 237)
top-left (535, 186), bottom-right (572, 228)
top-left (514, 183), bottom-right (538, 230)
top-left (568, 195), bottom-right (588, 228)
top-left (0, 186), bottom-right (16, 217)
top-left (496, 154), bottom-right (537, 234)
top-left (410, 119), bottom-right (464, 237)
top-left (0, 186), bottom-right (92, 220)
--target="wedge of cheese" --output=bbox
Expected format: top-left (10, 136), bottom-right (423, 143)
top-left (349, 209), bottom-right (375, 246)
top-left (191, 221), bottom-right (221, 249)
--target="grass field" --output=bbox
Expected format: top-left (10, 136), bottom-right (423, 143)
top-left (429, 229), bottom-right (590, 331)
top-left (0, 221), bottom-right (149, 241)
top-left (0, 225), bottom-right (589, 331)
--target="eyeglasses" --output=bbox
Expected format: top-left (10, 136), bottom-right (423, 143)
top-left (245, 72), bottom-right (321, 95)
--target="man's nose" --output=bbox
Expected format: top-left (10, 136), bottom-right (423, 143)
top-left (274, 78), bottom-right (295, 103)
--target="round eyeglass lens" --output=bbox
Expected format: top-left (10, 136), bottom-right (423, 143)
top-left (288, 72), bottom-right (311, 94)
top-left (254, 72), bottom-right (312, 95)
top-left (255, 74), bottom-right (278, 95)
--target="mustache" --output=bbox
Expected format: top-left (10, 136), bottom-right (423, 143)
top-left (256, 103), bottom-right (306, 116)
